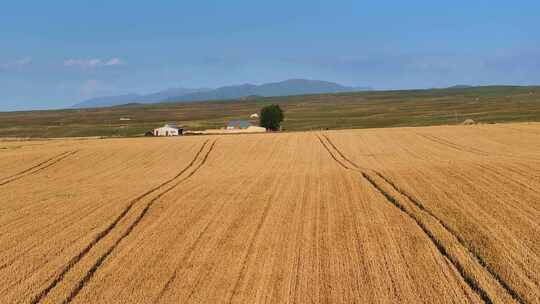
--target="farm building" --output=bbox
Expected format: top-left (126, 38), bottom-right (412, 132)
top-left (153, 123), bottom-right (183, 136)
top-left (227, 120), bottom-right (252, 130)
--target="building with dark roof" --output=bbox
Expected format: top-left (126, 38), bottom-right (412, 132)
top-left (226, 120), bottom-right (252, 130)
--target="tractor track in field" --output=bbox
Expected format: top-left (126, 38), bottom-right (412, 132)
top-left (154, 185), bottom-right (231, 303)
top-left (0, 193), bottom-right (134, 294)
top-left (501, 164), bottom-right (540, 183)
top-left (0, 151), bottom-right (71, 182)
top-left (222, 140), bottom-right (291, 304)
top-left (30, 140), bottom-right (213, 304)
top-left (360, 172), bottom-right (493, 304)
top-left (316, 135), bottom-right (349, 170)
top-left (317, 133), bottom-right (526, 304)
top-left (498, 125), bottom-right (540, 136)
top-left (62, 140), bottom-right (217, 304)
top-left (153, 136), bottom-right (273, 303)
top-left (160, 138), bottom-right (284, 303)
top-left (421, 132), bottom-right (540, 162)
top-left (322, 134), bottom-right (360, 169)
top-left (0, 151), bottom-right (78, 187)
top-left (475, 163), bottom-right (540, 198)
top-left (225, 195), bottom-right (273, 304)
top-left (417, 133), bottom-right (490, 157)
top-left (154, 270), bottom-right (177, 303)
top-left (154, 199), bottom-right (223, 303)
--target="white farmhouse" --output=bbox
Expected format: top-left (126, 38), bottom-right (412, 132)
top-left (153, 123), bottom-right (183, 136)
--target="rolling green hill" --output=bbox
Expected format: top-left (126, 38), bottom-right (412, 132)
top-left (1, 85), bottom-right (540, 138)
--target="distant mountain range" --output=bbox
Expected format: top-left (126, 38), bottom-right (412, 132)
top-left (73, 88), bottom-right (211, 108)
top-left (447, 85), bottom-right (474, 89)
top-left (73, 79), bottom-right (372, 108)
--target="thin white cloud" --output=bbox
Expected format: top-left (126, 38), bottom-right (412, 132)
top-left (64, 59), bottom-right (100, 68)
top-left (64, 58), bottom-right (124, 69)
top-left (104, 58), bottom-right (123, 66)
top-left (0, 57), bottom-right (32, 70)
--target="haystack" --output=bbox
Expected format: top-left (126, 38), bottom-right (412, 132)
top-left (462, 119), bottom-right (476, 125)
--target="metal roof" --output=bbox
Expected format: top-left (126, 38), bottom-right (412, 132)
top-left (227, 120), bottom-right (251, 129)
top-left (164, 123), bottom-right (180, 129)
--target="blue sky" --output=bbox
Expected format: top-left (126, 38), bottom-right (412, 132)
top-left (1, 0), bottom-right (539, 111)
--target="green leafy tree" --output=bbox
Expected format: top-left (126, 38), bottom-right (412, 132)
top-left (259, 104), bottom-right (284, 131)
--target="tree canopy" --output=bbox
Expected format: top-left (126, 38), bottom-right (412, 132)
top-left (259, 104), bottom-right (284, 131)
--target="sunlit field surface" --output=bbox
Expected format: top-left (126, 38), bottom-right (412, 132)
top-left (1, 123), bottom-right (539, 303)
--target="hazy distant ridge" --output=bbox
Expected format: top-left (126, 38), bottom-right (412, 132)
top-left (73, 88), bottom-right (211, 108)
top-left (73, 79), bottom-right (371, 108)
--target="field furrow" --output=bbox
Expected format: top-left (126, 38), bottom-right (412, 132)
top-left (319, 134), bottom-right (519, 303)
top-left (323, 126), bottom-right (540, 303)
top-left (1, 123), bottom-right (539, 303)
top-left (0, 150), bottom-right (78, 186)
top-left (29, 140), bottom-right (217, 304)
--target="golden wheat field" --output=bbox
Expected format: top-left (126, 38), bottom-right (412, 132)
top-left (1, 123), bottom-right (540, 304)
